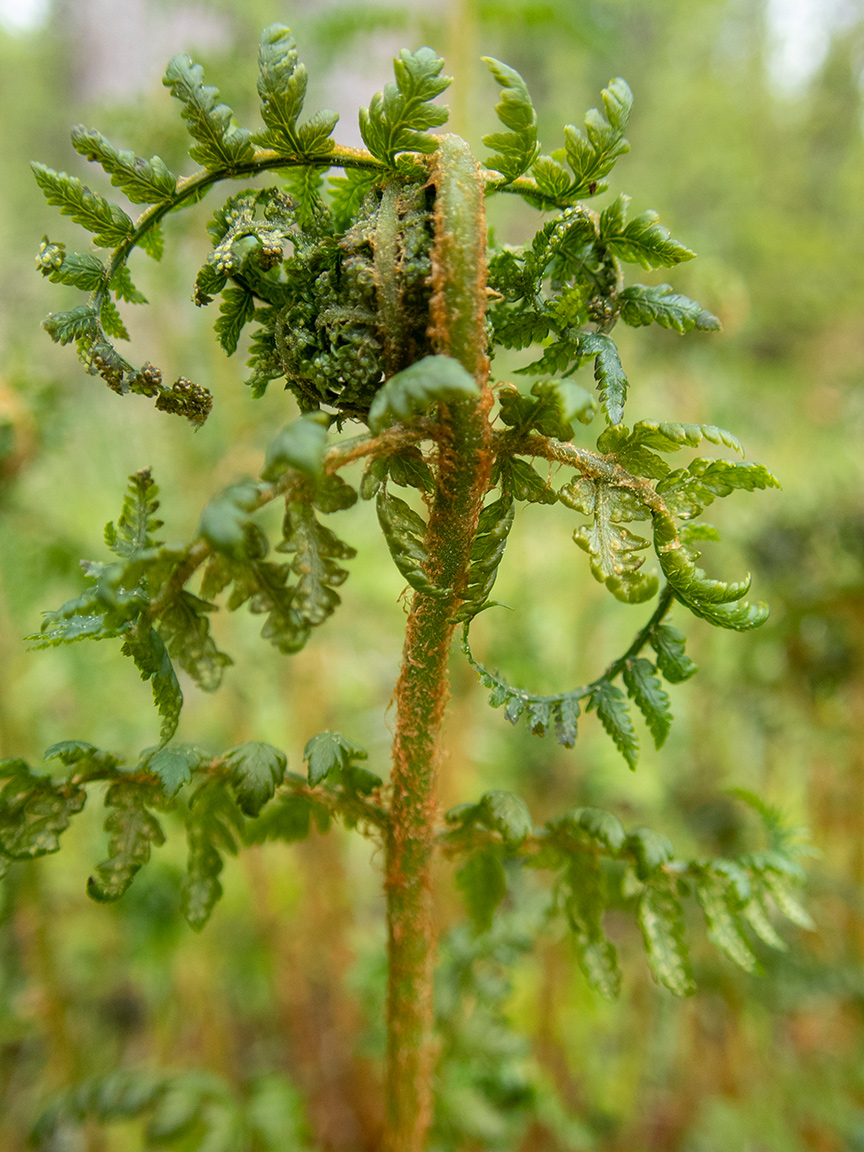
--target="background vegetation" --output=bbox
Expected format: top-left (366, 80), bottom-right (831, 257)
top-left (1, 0), bottom-right (863, 1148)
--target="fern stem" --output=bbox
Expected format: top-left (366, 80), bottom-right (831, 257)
top-left (383, 135), bottom-right (493, 1152)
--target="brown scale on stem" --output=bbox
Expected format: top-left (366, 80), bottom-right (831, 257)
top-left (382, 135), bottom-right (495, 1152)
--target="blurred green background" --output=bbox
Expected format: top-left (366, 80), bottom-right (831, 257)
top-left (1, 0), bottom-right (863, 1149)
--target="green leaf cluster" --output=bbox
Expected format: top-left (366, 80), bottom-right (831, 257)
top-left (70, 125), bottom-right (178, 204)
top-left (200, 480), bottom-right (356, 656)
top-left (227, 179), bottom-right (435, 417)
top-left (0, 759), bottom-right (86, 861)
top-left (368, 355), bottom-right (479, 433)
top-left (481, 57), bottom-right (539, 181)
top-left (252, 24), bottom-right (339, 157)
top-left (31, 163), bottom-right (134, 247)
top-left (441, 788), bottom-right (809, 1001)
top-left (453, 496), bottom-right (515, 623)
top-left (163, 54), bottom-right (254, 170)
top-left (487, 199), bottom-right (703, 426)
top-left (359, 48), bottom-right (451, 166)
top-left (497, 378), bottom-right (597, 440)
top-left (560, 475), bottom-right (656, 603)
top-left (1, 721), bottom-right (381, 933)
top-left (377, 487), bottom-right (449, 598)
top-left (27, 471), bottom-right (223, 745)
top-left (32, 1068), bottom-right (311, 1152)
top-left (599, 193), bottom-right (696, 269)
top-left (462, 594), bottom-right (695, 768)
top-left (34, 231), bottom-right (212, 423)
top-left (523, 420), bottom-right (779, 640)
top-left (87, 782), bottom-right (165, 902)
top-left (434, 916), bottom-right (588, 1148)
top-left (481, 66), bottom-right (632, 203)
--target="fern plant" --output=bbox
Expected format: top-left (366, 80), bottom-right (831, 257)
top-left (10, 25), bottom-right (810, 1151)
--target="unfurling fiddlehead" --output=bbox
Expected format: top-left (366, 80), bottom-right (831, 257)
top-left (18, 25), bottom-right (801, 1152)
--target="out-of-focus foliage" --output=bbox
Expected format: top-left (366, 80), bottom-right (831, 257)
top-left (1, 2), bottom-right (863, 1151)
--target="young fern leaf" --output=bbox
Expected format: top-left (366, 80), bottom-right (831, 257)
top-left (99, 297), bottom-right (129, 341)
top-left (203, 536), bottom-right (310, 654)
top-left (444, 789), bottom-right (533, 848)
top-left (649, 623), bottom-right (698, 683)
top-left (624, 827), bottom-right (674, 879)
top-left (35, 228), bottom-right (212, 423)
top-left (43, 741), bottom-right (121, 772)
top-left (157, 590), bottom-right (232, 693)
top-left (453, 495), bottom-right (515, 623)
top-left (494, 456), bottom-right (557, 504)
top-left (215, 288), bottom-right (256, 356)
top-left (70, 126), bottom-right (178, 204)
top-left (695, 871), bottom-right (760, 973)
top-left (303, 730), bottom-right (368, 787)
top-left (481, 57), bottom-right (539, 182)
top-left (656, 533), bottom-right (768, 631)
top-left (359, 47), bottom-right (451, 166)
top-left (657, 457), bottom-right (781, 519)
top-left (31, 164), bottom-right (134, 247)
top-left (456, 849), bottom-right (507, 934)
top-left (618, 284), bottom-right (720, 334)
top-left (622, 657), bottom-right (672, 749)
top-left (37, 243), bottom-right (107, 291)
top-left (638, 880), bottom-right (695, 996)
top-left (377, 488), bottom-right (449, 598)
top-left (104, 468), bottom-right (163, 558)
top-left (281, 502), bottom-right (356, 628)
top-left (741, 883), bottom-right (789, 949)
top-left (362, 449), bottom-right (434, 497)
top-left (560, 477), bottom-right (657, 604)
top-left (602, 420), bottom-right (745, 459)
top-left (121, 624), bottom-right (183, 746)
top-left (497, 379), bottom-right (597, 440)
top-left (111, 265), bottom-right (147, 305)
top-left (282, 164), bottom-right (326, 227)
top-left (564, 853), bottom-right (622, 1000)
top-left (460, 626), bottom-right (584, 747)
top-left (199, 480), bottom-right (262, 557)
top-left (328, 167), bottom-right (383, 231)
top-left (579, 333), bottom-right (629, 424)
top-left (586, 681), bottom-right (638, 770)
top-left (0, 765), bottom-right (86, 860)
top-left (144, 745), bottom-right (204, 796)
top-left (222, 742), bottom-right (287, 817)
top-left (163, 54), bottom-right (255, 170)
top-left (528, 154), bottom-right (573, 202)
top-left (367, 354), bottom-right (479, 432)
top-left (560, 77), bottom-right (632, 199)
top-left (181, 780), bottom-right (244, 931)
top-left (599, 194), bottom-right (695, 269)
top-left (253, 24), bottom-right (339, 157)
top-left (41, 305), bottom-right (99, 346)
top-left (87, 782), bottom-right (165, 902)
top-left (549, 805), bottom-right (627, 854)
top-left (262, 413), bottom-right (329, 484)
top-left (27, 579), bottom-right (130, 649)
